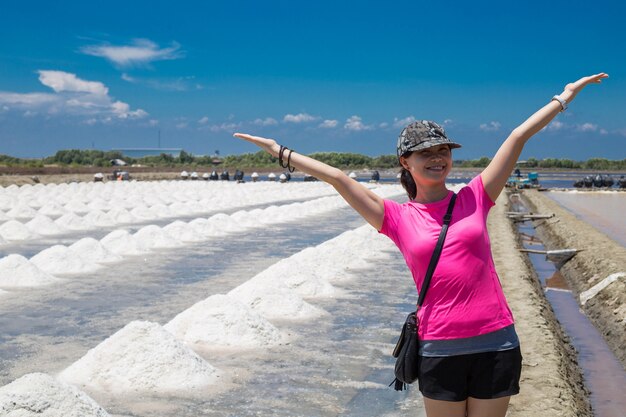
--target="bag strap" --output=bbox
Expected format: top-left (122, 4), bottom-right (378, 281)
top-left (416, 193), bottom-right (457, 308)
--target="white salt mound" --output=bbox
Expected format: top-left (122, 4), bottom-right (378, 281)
top-left (55, 212), bottom-right (91, 230)
top-left (100, 229), bottom-right (146, 255)
top-left (0, 372), bottom-right (110, 417)
top-left (6, 204), bottom-right (38, 220)
top-left (69, 238), bottom-right (123, 264)
top-left (0, 220), bottom-right (37, 241)
top-left (133, 225), bottom-right (182, 249)
top-left (83, 210), bottom-right (115, 227)
top-left (0, 254), bottom-right (58, 288)
top-left (163, 221), bottom-right (205, 242)
top-left (106, 207), bottom-right (136, 224)
top-left (58, 321), bottom-right (220, 396)
top-left (38, 202), bottom-right (68, 216)
top-left (26, 214), bottom-right (66, 235)
top-left (31, 245), bottom-right (99, 275)
top-left (165, 294), bottom-right (285, 350)
top-left (229, 278), bottom-right (326, 321)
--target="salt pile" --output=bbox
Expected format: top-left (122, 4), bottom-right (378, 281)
top-left (0, 373), bottom-right (110, 417)
top-left (64, 200), bottom-right (90, 214)
top-left (26, 214), bottom-right (66, 235)
top-left (6, 204), bottom-right (38, 220)
top-left (163, 221), bottom-right (205, 242)
top-left (207, 213), bottom-right (246, 233)
top-left (31, 245), bottom-right (99, 275)
top-left (83, 210), bottom-right (115, 227)
top-left (133, 225), bottom-right (182, 249)
top-left (229, 278), bottom-right (326, 321)
top-left (55, 212), bottom-right (91, 230)
top-left (130, 206), bottom-right (158, 220)
top-left (0, 219), bottom-right (37, 240)
top-left (69, 238), bottom-right (123, 264)
top-left (164, 294), bottom-right (285, 350)
top-left (0, 254), bottom-right (58, 287)
top-left (38, 203), bottom-right (68, 217)
top-left (150, 203), bottom-right (174, 218)
top-left (106, 207), bottom-right (136, 224)
top-left (59, 321), bottom-right (220, 396)
top-left (100, 230), bottom-right (147, 255)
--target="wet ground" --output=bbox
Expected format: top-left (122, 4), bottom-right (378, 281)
top-left (544, 191), bottom-right (626, 247)
top-left (0, 200), bottom-right (427, 416)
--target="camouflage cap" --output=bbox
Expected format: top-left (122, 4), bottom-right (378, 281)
top-left (397, 120), bottom-right (462, 158)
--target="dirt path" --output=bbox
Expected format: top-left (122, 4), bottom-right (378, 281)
top-left (488, 192), bottom-right (591, 416)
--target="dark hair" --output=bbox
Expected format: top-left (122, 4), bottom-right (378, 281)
top-left (399, 152), bottom-right (417, 200)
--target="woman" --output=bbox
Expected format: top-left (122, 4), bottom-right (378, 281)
top-left (234, 73), bottom-right (607, 417)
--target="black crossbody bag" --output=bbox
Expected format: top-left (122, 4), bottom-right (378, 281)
top-left (390, 193), bottom-right (457, 391)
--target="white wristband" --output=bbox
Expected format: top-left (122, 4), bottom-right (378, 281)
top-left (551, 95), bottom-right (568, 112)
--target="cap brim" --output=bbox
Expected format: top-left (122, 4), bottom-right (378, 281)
top-left (407, 140), bottom-right (462, 152)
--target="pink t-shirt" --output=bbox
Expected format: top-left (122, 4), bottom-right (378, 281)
top-left (380, 175), bottom-right (514, 340)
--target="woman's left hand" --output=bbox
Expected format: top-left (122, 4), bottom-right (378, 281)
top-left (561, 72), bottom-right (608, 102)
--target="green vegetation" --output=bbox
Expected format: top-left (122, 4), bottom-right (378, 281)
top-left (1, 149), bottom-right (625, 170)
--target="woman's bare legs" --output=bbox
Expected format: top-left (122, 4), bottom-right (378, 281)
top-left (423, 396), bottom-right (510, 417)
top-left (423, 398), bottom-right (467, 417)
top-left (467, 396), bottom-right (510, 417)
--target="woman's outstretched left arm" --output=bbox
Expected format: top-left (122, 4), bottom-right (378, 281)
top-left (481, 72), bottom-right (608, 202)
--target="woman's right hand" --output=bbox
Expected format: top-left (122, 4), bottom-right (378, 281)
top-left (233, 133), bottom-right (279, 157)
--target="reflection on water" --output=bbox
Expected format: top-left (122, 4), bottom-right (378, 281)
top-left (545, 271), bottom-right (570, 290)
top-left (546, 191), bottom-right (626, 247)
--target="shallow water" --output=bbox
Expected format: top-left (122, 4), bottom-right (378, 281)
top-left (0, 197), bottom-right (427, 416)
top-left (516, 203), bottom-right (626, 417)
top-left (545, 191), bottom-right (626, 247)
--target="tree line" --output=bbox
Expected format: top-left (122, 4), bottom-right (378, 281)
top-left (1, 150), bottom-right (625, 170)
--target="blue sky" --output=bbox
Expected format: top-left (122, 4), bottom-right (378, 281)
top-left (0, 0), bottom-right (625, 160)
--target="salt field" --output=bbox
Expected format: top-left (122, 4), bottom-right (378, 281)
top-left (0, 179), bottom-right (438, 416)
top-left (545, 191), bottom-right (626, 247)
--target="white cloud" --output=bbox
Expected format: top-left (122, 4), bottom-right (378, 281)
top-left (479, 121), bottom-right (501, 132)
top-left (176, 122), bottom-right (188, 129)
top-left (600, 128), bottom-right (608, 135)
top-left (283, 113), bottom-right (316, 123)
top-left (393, 116), bottom-right (416, 128)
top-left (443, 119), bottom-right (454, 126)
top-left (344, 115), bottom-right (372, 131)
top-left (0, 71), bottom-right (147, 122)
top-left (254, 117), bottom-right (278, 126)
top-left (38, 70), bottom-right (108, 95)
top-left (577, 122), bottom-right (597, 132)
top-left (198, 116), bottom-right (210, 125)
top-left (111, 101), bottom-right (148, 119)
top-left (547, 120), bottom-right (565, 131)
top-left (379, 122), bottom-right (389, 128)
top-left (0, 92), bottom-right (57, 106)
top-left (148, 119), bottom-right (159, 126)
top-left (81, 38), bottom-right (184, 67)
top-left (121, 72), bottom-right (198, 91)
top-left (209, 122), bottom-right (240, 132)
top-left (319, 119), bottom-right (338, 128)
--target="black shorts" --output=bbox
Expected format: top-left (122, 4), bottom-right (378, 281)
top-left (417, 347), bottom-right (522, 401)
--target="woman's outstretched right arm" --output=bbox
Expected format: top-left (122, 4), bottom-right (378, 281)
top-left (233, 133), bottom-right (385, 230)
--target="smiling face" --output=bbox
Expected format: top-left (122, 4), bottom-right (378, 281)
top-left (399, 144), bottom-right (452, 187)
